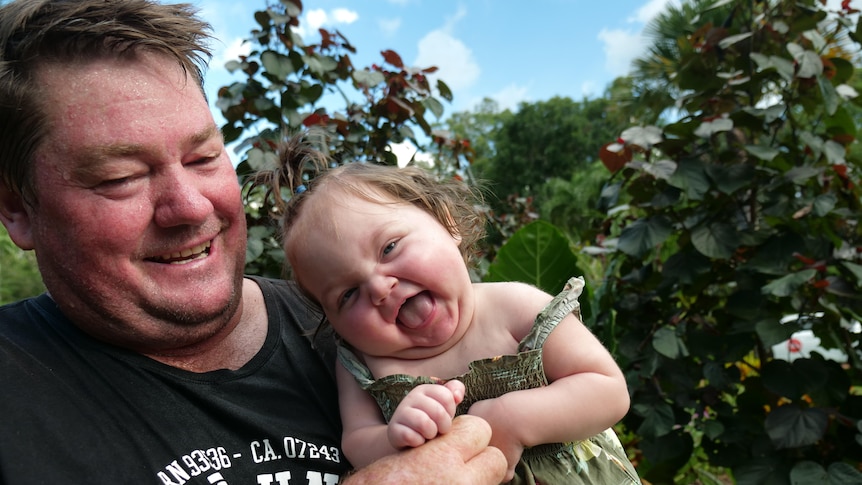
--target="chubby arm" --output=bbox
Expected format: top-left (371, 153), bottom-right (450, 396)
top-left (336, 362), bottom-right (464, 468)
top-left (468, 282), bottom-right (630, 477)
top-left (342, 415), bottom-right (507, 484)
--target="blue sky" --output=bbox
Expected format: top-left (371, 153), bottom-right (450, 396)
top-left (192, 0), bottom-right (683, 118)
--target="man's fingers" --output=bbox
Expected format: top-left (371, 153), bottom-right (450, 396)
top-left (466, 445), bottom-right (508, 484)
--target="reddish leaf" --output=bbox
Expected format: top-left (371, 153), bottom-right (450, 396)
top-left (381, 49), bottom-right (404, 68)
top-left (599, 142), bottom-right (632, 173)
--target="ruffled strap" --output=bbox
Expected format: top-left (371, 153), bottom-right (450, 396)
top-left (518, 276), bottom-right (585, 352)
top-left (337, 344), bottom-right (376, 388)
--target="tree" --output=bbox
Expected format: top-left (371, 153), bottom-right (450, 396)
top-left (622, 0), bottom-right (733, 125)
top-left (596, 0), bottom-right (862, 482)
top-left (472, 96), bottom-right (620, 207)
top-left (217, 0), bottom-right (463, 278)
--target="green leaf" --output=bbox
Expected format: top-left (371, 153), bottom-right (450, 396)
top-left (668, 158), bottom-right (710, 200)
top-left (245, 225), bottom-right (268, 263)
top-left (662, 249), bottom-right (711, 285)
top-left (823, 140), bottom-right (846, 165)
top-left (436, 79), bottom-right (453, 102)
top-left (617, 216), bottom-right (673, 257)
top-left (691, 222), bottom-right (739, 259)
top-left (653, 326), bottom-right (689, 359)
top-left (785, 165), bottom-right (821, 185)
top-left (303, 53), bottom-right (338, 76)
top-left (756, 318), bottom-right (796, 348)
top-left (790, 461), bottom-right (828, 484)
top-left (744, 144), bottom-right (780, 161)
top-left (634, 401), bottom-right (676, 439)
top-left (260, 50), bottom-right (295, 80)
top-left (812, 193), bottom-right (837, 217)
top-left (485, 220), bottom-right (583, 296)
top-left (818, 75), bottom-right (840, 116)
top-left (765, 405), bottom-right (828, 449)
top-left (787, 43), bottom-right (823, 78)
top-left (762, 269), bottom-right (817, 297)
top-left (705, 163), bottom-right (755, 194)
top-left (826, 462), bottom-right (862, 484)
top-left (353, 69), bottom-right (385, 88)
top-left (841, 261), bottom-right (862, 283)
top-left (718, 32), bottom-right (753, 49)
top-left (422, 97), bottom-right (444, 119)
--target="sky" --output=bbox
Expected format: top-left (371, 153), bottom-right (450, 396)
top-left (191, 0), bottom-right (682, 119)
top-left (187, 0), bottom-right (850, 163)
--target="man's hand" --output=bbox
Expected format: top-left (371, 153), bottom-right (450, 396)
top-left (344, 415), bottom-right (507, 484)
top-left (388, 380), bottom-right (465, 449)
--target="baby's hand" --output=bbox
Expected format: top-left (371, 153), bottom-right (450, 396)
top-left (388, 380), bottom-right (466, 449)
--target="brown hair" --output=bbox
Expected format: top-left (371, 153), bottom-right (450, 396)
top-left (0, 0), bottom-right (213, 204)
top-left (251, 135), bottom-right (487, 272)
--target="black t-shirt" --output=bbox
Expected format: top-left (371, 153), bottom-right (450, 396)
top-left (0, 276), bottom-right (350, 484)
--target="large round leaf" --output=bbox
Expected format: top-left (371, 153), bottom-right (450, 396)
top-left (486, 220), bottom-right (586, 306)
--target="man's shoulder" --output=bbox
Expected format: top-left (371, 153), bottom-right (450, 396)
top-left (0, 294), bottom-right (56, 339)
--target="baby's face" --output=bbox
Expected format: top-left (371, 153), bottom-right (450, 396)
top-left (288, 189), bottom-right (475, 360)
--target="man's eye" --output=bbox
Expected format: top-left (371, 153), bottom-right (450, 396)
top-left (189, 155), bottom-right (218, 166)
top-left (98, 176), bottom-right (133, 188)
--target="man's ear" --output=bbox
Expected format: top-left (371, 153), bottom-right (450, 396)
top-left (0, 187), bottom-right (34, 250)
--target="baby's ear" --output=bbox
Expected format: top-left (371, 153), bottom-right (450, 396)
top-left (0, 187), bottom-right (35, 250)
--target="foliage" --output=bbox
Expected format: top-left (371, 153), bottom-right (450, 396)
top-left (470, 96), bottom-right (621, 208)
top-left (217, 0), bottom-right (466, 278)
top-left (620, 0), bottom-right (730, 125)
top-left (590, 0), bottom-right (862, 482)
top-left (0, 230), bottom-right (44, 305)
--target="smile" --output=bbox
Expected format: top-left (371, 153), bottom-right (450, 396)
top-left (150, 241), bottom-right (211, 265)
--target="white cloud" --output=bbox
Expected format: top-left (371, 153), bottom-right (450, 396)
top-left (598, 28), bottom-right (643, 78)
top-left (305, 9), bottom-right (328, 30)
top-left (378, 17), bottom-right (402, 37)
top-left (414, 6), bottom-right (479, 94)
top-left (490, 84), bottom-right (530, 112)
top-left (415, 31), bottom-right (479, 92)
top-left (332, 8), bottom-right (359, 24)
top-left (580, 80), bottom-right (600, 99)
top-left (298, 8), bottom-right (359, 38)
top-left (629, 0), bottom-right (680, 24)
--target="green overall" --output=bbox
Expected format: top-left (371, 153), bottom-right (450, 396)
top-left (338, 277), bottom-right (641, 484)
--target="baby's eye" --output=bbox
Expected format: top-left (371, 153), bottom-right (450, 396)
top-left (383, 241), bottom-right (397, 256)
top-left (339, 288), bottom-right (357, 307)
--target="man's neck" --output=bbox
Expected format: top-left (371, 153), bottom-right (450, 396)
top-left (146, 278), bottom-right (268, 372)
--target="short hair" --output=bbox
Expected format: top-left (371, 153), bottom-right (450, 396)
top-left (0, 0), bottom-right (213, 204)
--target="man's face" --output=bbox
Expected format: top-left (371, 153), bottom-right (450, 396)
top-left (15, 53), bottom-right (247, 351)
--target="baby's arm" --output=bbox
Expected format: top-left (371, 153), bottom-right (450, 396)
top-left (468, 282), bottom-right (630, 478)
top-left (336, 363), bottom-right (465, 468)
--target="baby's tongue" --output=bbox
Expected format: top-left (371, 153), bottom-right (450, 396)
top-left (397, 292), bottom-right (434, 329)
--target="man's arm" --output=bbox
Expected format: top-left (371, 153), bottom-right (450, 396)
top-left (343, 415), bottom-right (506, 484)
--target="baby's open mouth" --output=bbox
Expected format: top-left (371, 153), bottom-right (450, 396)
top-left (396, 291), bottom-right (434, 329)
top-left (149, 241), bottom-right (211, 264)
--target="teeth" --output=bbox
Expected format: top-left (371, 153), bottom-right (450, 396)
top-left (153, 241), bottom-right (211, 264)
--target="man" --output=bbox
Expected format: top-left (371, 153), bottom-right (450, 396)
top-left (0, 1), bottom-right (506, 483)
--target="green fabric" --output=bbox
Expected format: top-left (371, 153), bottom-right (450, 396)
top-left (339, 277), bottom-right (641, 484)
